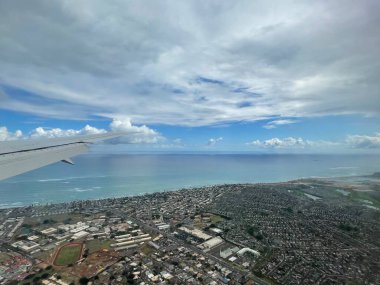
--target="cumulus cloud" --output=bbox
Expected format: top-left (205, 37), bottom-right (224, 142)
top-left (207, 137), bottom-right (223, 146)
top-left (29, 125), bottom-right (106, 139)
top-left (0, 119), bottom-right (163, 144)
top-left (0, 126), bottom-right (23, 141)
top-left (248, 137), bottom-right (308, 148)
top-left (346, 133), bottom-right (380, 149)
top-left (246, 135), bottom-right (380, 151)
top-left (109, 118), bottom-right (164, 144)
top-left (263, 119), bottom-right (298, 129)
top-left (0, 1), bottom-right (379, 126)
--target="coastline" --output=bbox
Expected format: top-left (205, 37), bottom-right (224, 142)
top-left (1, 171), bottom-right (378, 210)
top-left (1, 172), bottom-right (379, 284)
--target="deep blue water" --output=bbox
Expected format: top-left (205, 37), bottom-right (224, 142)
top-left (0, 154), bottom-right (379, 208)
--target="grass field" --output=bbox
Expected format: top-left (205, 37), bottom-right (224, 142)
top-left (141, 243), bottom-right (155, 255)
top-left (85, 239), bottom-right (112, 254)
top-left (210, 214), bottom-right (225, 223)
top-left (54, 243), bottom-right (82, 266)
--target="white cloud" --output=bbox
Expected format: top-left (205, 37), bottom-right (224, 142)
top-left (154, 138), bottom-right (185, 149)
top-left (0, 126), bottom-right (23, 141)
top-left (109, 118), bottom-right (164, 144)
top-left (246, 135), bottom-right (380, 151)
top-left (249, 140), bottom-right (262, 146)
top-left (0, 1), bottom-right (379, 126)
top-left (248, 137), bottom-right (308, 148)
top-left (207, 137), bottom-right (223, 146)
top-left (263, 119), bottom-right (298, 129)
top-left (29, 125), bottom-right (106, 139)
top-left (346, 133), bottom-right (380, 149)
top-left (0, 118), bottom-right (163, 144)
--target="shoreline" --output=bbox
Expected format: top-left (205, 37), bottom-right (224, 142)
top-left (1, 171), bottom-right (378, 210)
top-left (1, 154), bottom-right (379, 208)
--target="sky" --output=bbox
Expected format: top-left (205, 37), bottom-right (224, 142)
top-left (0, 0), bottom-right (379, 153)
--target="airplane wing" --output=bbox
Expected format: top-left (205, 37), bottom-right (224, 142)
top-left (0, 132), bottom-right (124, 181)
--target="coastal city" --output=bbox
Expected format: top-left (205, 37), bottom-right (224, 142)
top-left (0, 174), bottom-right (379, 285)
top-left (1, 1), bottom-right (380, 285)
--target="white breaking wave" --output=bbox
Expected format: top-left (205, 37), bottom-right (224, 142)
top-left (70, 188), bottom-right (93, 192)
top-left (330, 166), bottom-right (358, 170)
top-left (38, 175), bottom-right (108, 183)
top-left (38, 178), bottom-right (67, 182)
top-left (68, 187), bottom-right (102, 192)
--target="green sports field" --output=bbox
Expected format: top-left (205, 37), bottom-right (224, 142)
top-left (54, 243), bottom-right (82, 266)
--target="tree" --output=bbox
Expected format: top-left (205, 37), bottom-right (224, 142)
top-left (79, 277), bottom-right (89, 285)
top-left (25, 274), bottom-right (35, 279)
top-left (41, 273), bottom-right (49, 279)
top-left (246, 226), bottom-right (258, 236)
top-left (83, 248), bottom-right (89, 258)
top-left (285, 207), bottom-right (293, 213)
top-left (255, 233), bottom-right (264, 241)
top-left (64, 218), bottom-right (72, 224)
top-left (127, 272), bottom-right (135, 284)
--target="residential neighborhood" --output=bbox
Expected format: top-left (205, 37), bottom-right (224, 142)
top-left (0, 176), bottom-right (379, 284)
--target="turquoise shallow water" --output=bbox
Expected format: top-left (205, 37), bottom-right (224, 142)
top-left (0, 154), bottom-right (379, 208)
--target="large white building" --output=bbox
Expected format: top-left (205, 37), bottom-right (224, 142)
top-left (220, 246), bottom-right (239, 259)
top-left (40, 227), bottom-right (57, 235)
top-left (72, 230), bottom-right (89, 240)
top-left (178, 226), bottom-right (212, 241)
top-left (12, 240), bottom-right (39, 252)
top-left (198, 237), bottom-right (224, 252)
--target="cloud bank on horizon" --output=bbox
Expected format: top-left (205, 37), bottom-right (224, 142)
top-left (0, 118), bottom-right (164, 145)
top-left (0, 0), bottom-right (379, 152)
top-left (247, 135), bottom-right (380, 150)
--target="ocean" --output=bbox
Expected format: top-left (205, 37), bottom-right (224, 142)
top-left (0, 154), bottom-right (379, 208)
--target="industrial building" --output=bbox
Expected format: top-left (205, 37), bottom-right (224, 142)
top-left (178, 226), bottom-right (212, 241)
top-left (198, 237), bottom-right (224, 252)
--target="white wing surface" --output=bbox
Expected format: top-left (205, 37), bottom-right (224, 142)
top-left (0, 132), bottom-right (123, 181)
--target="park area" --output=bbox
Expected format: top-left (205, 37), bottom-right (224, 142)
top-left (67, 249), bottom-right (121, 278)
top-left (54, 243), bottom-right (83, 266)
